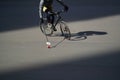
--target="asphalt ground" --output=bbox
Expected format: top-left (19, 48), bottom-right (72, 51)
top-left (0, 0), bottom-right (120, 80)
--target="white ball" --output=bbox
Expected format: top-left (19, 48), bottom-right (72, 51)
top-left (46, 42), bottom-right (51, 45)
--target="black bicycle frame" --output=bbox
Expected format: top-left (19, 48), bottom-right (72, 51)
top-left (53, 15), bottom-right (62, 27)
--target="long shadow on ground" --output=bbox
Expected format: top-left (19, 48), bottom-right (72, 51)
top-left (70, 31), bottom-right (108, 41)
top-left (51, 31), bottom-right (107, 41)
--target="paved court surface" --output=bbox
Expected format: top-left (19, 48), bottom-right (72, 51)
top-left (0, 0), bottom-right (120, 80)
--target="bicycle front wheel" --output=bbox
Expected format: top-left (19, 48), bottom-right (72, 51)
top-left (60, 21), bottom-right (71, 40)
top-left (40, 22), bottom-right (53, 36)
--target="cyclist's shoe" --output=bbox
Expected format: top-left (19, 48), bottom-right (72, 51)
top-left (53, 27), bottom-right (57, 31)
top-left (52, 26), bottom-right (57, 31)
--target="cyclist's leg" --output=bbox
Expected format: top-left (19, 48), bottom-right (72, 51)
top-left (51, 14), bottom-right (54, 24)
top-left (46, 12), bottom-right (49, 21)
top-left (47, 12), bottom-right (57, 31)
top-left (47, 6), bottom-right (57, 31)
top-left (51, 14), bottom-right (57, 31)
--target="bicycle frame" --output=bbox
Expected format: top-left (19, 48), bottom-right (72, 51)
top-left (40, 10), bottom-right (71, 48)
top-left (53, 13), bottom-right (62, 28)
top-left (40, 10), bottom-right (71, 38)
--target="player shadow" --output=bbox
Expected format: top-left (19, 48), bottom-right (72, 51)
top-left (50, 31), bottom-right (107, 41)
top-left (48, 31), bottom-right (107, 48)
top-left (70, 31), bottom-right (108, 41)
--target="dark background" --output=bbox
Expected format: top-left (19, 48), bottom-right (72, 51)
top-left (0, 50), bottom-right (120, 80)
top-left (0, 0), bottom-right (120, 32)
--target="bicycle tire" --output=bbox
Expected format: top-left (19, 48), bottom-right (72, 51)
top-left (60, 21), bottom-right (71, 40)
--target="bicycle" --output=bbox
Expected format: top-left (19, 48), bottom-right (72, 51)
top-left (40, 10), bottom-right (71, 40)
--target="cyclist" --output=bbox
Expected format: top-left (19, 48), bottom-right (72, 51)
top-left (39, 0), bottom-right (69, 31)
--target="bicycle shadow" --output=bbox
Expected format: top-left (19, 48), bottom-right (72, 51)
top-left (51, 31), bottom-right (108, 41)
top-left (70, 31), bottom-right (108, 41)
top-left (49, 31), bottom-right (107, 48)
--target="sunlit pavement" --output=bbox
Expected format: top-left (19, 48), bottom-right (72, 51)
top-left (0, 14), bottom-right (120, 73)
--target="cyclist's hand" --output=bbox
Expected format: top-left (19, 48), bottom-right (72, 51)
top-left (64, 6), bottom-right (69, 12)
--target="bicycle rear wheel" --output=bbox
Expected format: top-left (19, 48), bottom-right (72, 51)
top-left (60, 21), bottom-right (71, 40)
top-left (40, 21), bottom-right (53, 36)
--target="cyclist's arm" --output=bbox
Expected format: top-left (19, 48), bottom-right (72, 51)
top-left (56, 0), bottom-right (68, 11)
top-left (39, 0), bottom-right (44, 18)
top-left (56, 0), bottom-right (67, 7)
